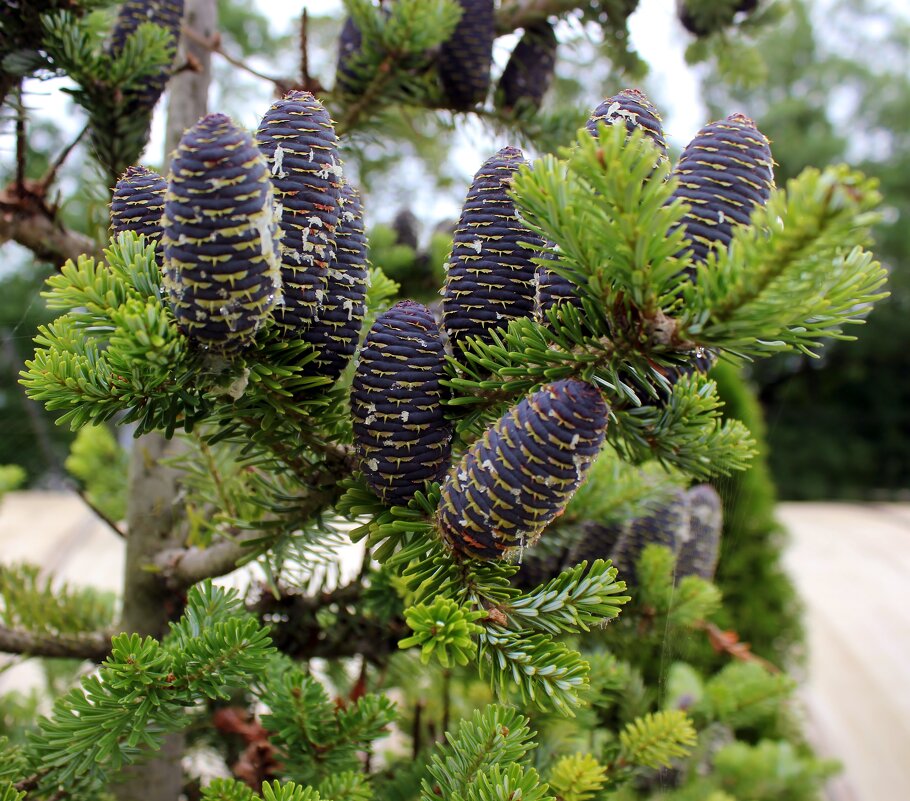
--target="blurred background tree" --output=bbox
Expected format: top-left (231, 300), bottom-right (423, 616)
top-left (700, 0), bottom-right (910, 499)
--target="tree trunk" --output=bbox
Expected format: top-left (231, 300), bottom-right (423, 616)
top-left (113, 1), bottom-right (216, 799)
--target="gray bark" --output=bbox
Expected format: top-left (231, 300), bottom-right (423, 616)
top-left (113, 1), bottom-right (216, 799)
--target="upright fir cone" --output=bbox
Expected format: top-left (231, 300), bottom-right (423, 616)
top-left (496, 21), bottom-right (558, 114)
top-left (437, 0), bottom-right (495, 110)
top-left (108, 0), bottom-right (184, 114)
top-left (162, 114), bottom-right (282, 353)
top-left (610, 489), bottom-right (690, 585)
top-left (442, 146), bottom-right (544, 352)
top-left (675, 484), bottom-right (723, 581)
top-left (110, 165), bottom-right (166, 260)
top-left (670, 113), bottom-right (774, 267)
top-left (301, 182), bottom-right (369, 380)
top-left (255, 91), bottom-right (343, 333)
top-left (351, 301), bottom-right (452, 505)
top-left (437, 380), bottom-right (608, 560)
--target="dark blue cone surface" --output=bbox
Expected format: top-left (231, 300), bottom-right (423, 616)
top-left (437, 379), bottom-right (609, 559)
top-left (675, 483), bottom-right (723, 581)
top-left (162, 113), bottom-right (282, 352)
top-left (351, 301), bottom-right (452, 505)
top-left (671, 113), bottom-right (774, 267)
top-left (535, 243), bottom-right (584, 321)
top-left (109, 0), bottom-right (184, 113)
top-left (610, 488), bottom-right (689, 585)
top-left (497, 21), bottom-right (557, 114)
top-left (256, 91), bottom-right (342, 333)
top-left (110, 165), bottom-right (166, 258)
top-left (442, 146), bottom-right (544, 352)
top-left (301, 182), bottom-right (368, 380)
top-left (438, 0), bottom-right (495, 110)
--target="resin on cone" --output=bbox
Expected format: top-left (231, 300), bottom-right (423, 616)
top-left (437, 380), bottom-right (608, 559)
top-left (437, 0), bottom-right (495, 110)
top-left (161, 113), bottom-right (282, 352)
top-left (301, 182), bottom-right (369, 380)
top-left (442, 146), bottom-right (544, 352)
top-left (351, 301), bottom-right (452, 505)
top-left (256, 91), bottom-right (342, 333)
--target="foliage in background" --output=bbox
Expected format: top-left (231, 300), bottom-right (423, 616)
top-left (702, 0), bottom-right (910, 498)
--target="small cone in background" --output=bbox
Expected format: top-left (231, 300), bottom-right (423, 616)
top-left (676, 484), bottom-right (723, 581)
top-left (110, 165), bottom-right (166, 261)
top-left (301, 182), bottom-right (369, 381)
top-left (442, 146), bottom-right (544, 353)
top-left (536, 89), bottom-right (668, 320)
top-left (108, 0), bottom-right (185, 114)
top-left (255, 90), bottom-right (343, 333)
top-left (161, 113), bottom-right (282, 353)
top-left (437, 0), bottom-right (495, 110)
top-left (535, 242), bottom-right (584, 323)
top-left (437, 379), bottom-right (609, 560)
top-left (496, 21), bottom-right (558, 114)
top-left (351, 301), bottom-right (452, 505)
top-left (670, 113), bottom-right (774, 268)
top-left (586, 88), bottom-right (668, 161)
top-left (610, 488), bottom-right (690, 585)
top-left (335, 15), bottom-right (364, 92)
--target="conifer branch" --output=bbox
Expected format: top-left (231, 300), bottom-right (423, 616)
top-left (0, 189), bottom-right (100, 267)
top-left (155, 483), bottom-right (342, 586)
top-left (0, 623), bottom-right (113, 661)
top-left (495, 0), bottom-right (585, 35)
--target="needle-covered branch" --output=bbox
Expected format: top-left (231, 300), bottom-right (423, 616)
top-left (0, 624), bottom-right (112, 661)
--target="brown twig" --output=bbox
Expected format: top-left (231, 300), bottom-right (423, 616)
top-left (0, 623), bottom-right (114, 661)
top-left (697, 619), bottom-right (781, 673)
top-left (66, 480), bottom-right (127, 539)
top-left (181, 25), bottom-right (291, 92)
top-left (37, 123), bottom-right (90, 194)
top-left (14, 80), bottom-right (26, 195)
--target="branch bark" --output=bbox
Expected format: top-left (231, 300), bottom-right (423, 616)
top-left (495, 0), bottom-right (587, 34)
top-left (0, 623), bottom-right (112, 661)
top-left (154, 484), bottom-right (341, 587)
top-left (252, 582), bottom-right (406, 663)
top-left (0, 189), bottom-right (100, 267)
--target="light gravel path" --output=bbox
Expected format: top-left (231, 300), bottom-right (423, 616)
top-left (778, 502), bottom-right (910, 801)
top-left (0, 492), bottom-right (907, 800)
